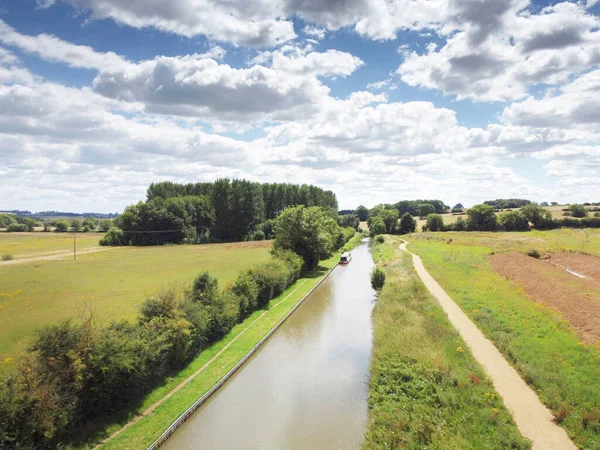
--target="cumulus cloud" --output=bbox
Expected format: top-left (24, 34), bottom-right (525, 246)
top-left (398, 1), bottom-right (600, 102)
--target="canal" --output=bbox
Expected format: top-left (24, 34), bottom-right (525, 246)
top-left (162, 239), bottom-right (376, 449)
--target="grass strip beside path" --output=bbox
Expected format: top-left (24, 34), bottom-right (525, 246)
top-left (72, 247), bottom-right (348, 450)
top-left (365, 237), bottom-right (529, 449)
top-left (408, 237), bottom-right (600, 449)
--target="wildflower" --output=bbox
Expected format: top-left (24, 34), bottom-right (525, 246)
top-left (484, 392), bottom-right (490, 398)
top-left (456, 346), bottom-right (465, 353)
top-left (3, 357), bottom-right (13, 364)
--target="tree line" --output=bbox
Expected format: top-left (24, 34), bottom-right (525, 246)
top-left (101, 179), bottom-right (339, 246)
top-left (0, 206), bottom-right (357, 448)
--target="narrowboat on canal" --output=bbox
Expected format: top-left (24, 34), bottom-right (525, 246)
top-left (339, 252), bottom-right (352, 264)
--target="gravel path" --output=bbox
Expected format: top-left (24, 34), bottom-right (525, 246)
top-left (400, 241), bottom-right (576, 450)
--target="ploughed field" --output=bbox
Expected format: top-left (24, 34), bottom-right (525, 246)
top-left (407, 229), bottom-right (600, 449)
top-left (0, 241), bottom-right (271, 360)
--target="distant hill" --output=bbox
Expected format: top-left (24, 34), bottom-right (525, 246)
top-left (0, 210), bottom-right (118, 219)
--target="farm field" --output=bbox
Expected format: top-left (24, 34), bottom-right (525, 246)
top-left (0, 241), bottom-right (271, 360)
top-left (0, 232), bottom-right (104, 260)
top-left (406, 229), bottom-right (600, 448)
top-left (365, 237), bottom-right (529, 449)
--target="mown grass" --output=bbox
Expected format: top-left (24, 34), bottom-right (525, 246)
top-left (0, 241), bottom-right (271, 359)
top-left (71, 238), bottom-right (361, 449)
top-left (408, 230), bottom-right (600, 449)
top-left (365, 236), bottom-right (529, 449)
top-left (0, 232), bottom-right (104, 259)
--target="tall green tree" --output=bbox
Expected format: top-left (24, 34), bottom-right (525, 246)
top-left (273, 206), bottom-right (341, 271)
top-left (399, 213), bottom-right (416, 234)
top-left (355, 205), bottom-right (368, 221)
top-left (467, 204), bottom-right (498, 231)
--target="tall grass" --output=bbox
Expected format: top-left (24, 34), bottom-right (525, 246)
top-left (409, 235), bottom-right (600, 449)
top-left (365, 238), bottom-right (529, 449)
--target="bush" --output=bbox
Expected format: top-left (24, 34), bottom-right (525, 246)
top-left (527, 249), bottom-right (541, 259)
top-left (54, 219), bottom-right (70, 232)
top-left (372, 219), bottom-right (386, 236)
top-left (6, 223), bottom-right (28, 232)
top-left (563, 212), bottom-right (572, 217)
top-left (467, 204), bottom-right (499, 231)
top-left (425, 214), bottom-right (444, 232)
top-left (418, 203), bottom-right (435, 219)
top-left (399, 213), bottom-right (416, 234)
top-left (99, 228), bottom-right (125, 246)
top-left (521, 204), bottom-right (553, 229)
top-left (571, 204), bottom-right (588, 218)
top-left (376, 235), bottom-right (385, 244)
top-left (251, 230), bottom-right (265, 241)
top-left (453, 216), bottom-right (467, 231)
top-left (595, 212), bottom-right (600, 218)
top-left (499, 211), bottom-right (529, 231)
top-left (2, 254), bottom-right (13, 261)
top-left (371, 266), bottom-right (386, 290)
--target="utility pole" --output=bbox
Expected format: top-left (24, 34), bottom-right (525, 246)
top-left (73, 229), bottom-right (77, 260)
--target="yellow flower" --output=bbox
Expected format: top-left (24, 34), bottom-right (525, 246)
top-left (484, 392), bottom-right (490, 398)
top-left (456, 346), bottom-right (465, 353)
top-left (3, 357), bottom-right (13, 364)
top-left (492, 408), bottom-right (500, 414)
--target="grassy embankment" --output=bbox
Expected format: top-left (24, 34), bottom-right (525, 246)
top-left (70, 233), bottom-right (364, 449)
top-left (365, 236), bottom-right (529, 449)
top-left (0, 241), bottom-right (271, 360)
top-left (0, 231), bottom-right (103, 259)
top-left (407, 229), bottom-right (600, 449)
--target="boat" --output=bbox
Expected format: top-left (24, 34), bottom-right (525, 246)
top-left (339, 252), bottom-right (352, 264)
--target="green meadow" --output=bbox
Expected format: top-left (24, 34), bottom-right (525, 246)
top-left (0, 231), bottom-right (104, 259)
top-left (365, 236), bottom-right (529, 449)
top-left (0, 241), bottom-right (271, 360)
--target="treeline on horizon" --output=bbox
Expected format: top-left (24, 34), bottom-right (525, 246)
top-left (102, 179), bottom-right (338, 246)
top-left (0, 205), bottom-right (359, 449)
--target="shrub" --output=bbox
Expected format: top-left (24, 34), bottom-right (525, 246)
top-left (376, 235), bottom-right (385, 244)
top-left (6, 223), bottom-right (28, 232)
top-left (499, 211), bottom-right (529, 231)
top-left (467, 204), bottom-right (498, 231)
top-left (2, 254), bottom-right (13, 261)
top-left (252, 230), bottom-right (265, 241)
top-left (571, 204), bottom-right (588, 218)
top-left (453, 216), bottom-right (467, 231)
top-left (425, 214), bottom-right (444, 232)
top-left (521, 204), bottom-right (553, 230)
top-left (526, 249), bottom-right (541, 259)
top-left (230, 273), bottom-right (260, 319)
top-left (399, 213), bottom-right (416, 234)
top-left (563, 212), bottom-right (572, 217)
top-left (371, 266), bottom-right (386, 290)
top-left (54, 219), bottom-right (70, 232)
top-left (418, 203), bottom-right (435, 218)
top-left (595, 212), bottom-right (600, 218)
top-left (99, 228), bottom-right (125, 246)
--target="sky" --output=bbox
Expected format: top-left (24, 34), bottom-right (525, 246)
top-left (0, 0), bottom-right (599, 213)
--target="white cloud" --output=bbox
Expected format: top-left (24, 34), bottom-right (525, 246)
top-left (303, 25), bottom-right (326, 40)
top-left (397, 1), bottom-right (600, 102)
top-left (0, 20), bottom-right (130, 71)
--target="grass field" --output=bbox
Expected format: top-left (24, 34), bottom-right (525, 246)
top-left (0, 241), bottom-right (271, 359)
top-left (407, 230), bottom-right (600, 449)
top-left (67, 235), bottom-right (364, 449)
top-left (0, 231), bottom-right (104, 259)
top-left (365, 236), bottom-right (529, 449)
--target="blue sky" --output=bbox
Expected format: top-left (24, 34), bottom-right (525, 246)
top-left (0, 0), bottom-right (599, 212)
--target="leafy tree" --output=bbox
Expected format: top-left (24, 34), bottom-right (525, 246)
top-left (273, 205), bottom-right (341, 271)
top-left (453, 216), bottom-right (467, 231)
top-left (521, 204), bottom-right (554, 229)
top-left (99, 228), bottom-right (124, 246)
top-left (571, 204), bottom-right (588, 218)
top-left (499, 211), bottom-right (529, 231)
top-left (467, 204), bottom-right (499, 231)
top-left (83, 217), bottom-right (97, 230)
top-left (99, 219), bottom-right (113, 232)
top-left (6, 223), bottom-right (28, 232)
top-left (452, 203), bottom-right (464, 213)
top-left (551, 202), bottom-right (559, 206)
top-left (418, 203), bottom-right (435, 218)
top-left (378, 209), bottom-right (399, 233)
top-left (399, 213), bottom-right (416, 234)
top-left (540, 202), bottom-right (549, 207)
top-left (425, 214), bottom-right (444, 231)
top-left (192, 271), bottom-right (219, 305)
top-left (355, 205), bottom-right (369, 221)
top-left (54, 219), bottom-right (70, 232)
top-left (338, 213), bottom-right (359, 230)
top-left (372, 219), bottom-right (386, 236)
top-left (71, 218), bottom-right (83, 231)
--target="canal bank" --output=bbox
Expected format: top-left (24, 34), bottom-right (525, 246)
top-left (160, 239), bottom-right (376, 450)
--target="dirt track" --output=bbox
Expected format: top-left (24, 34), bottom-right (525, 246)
top-left (401, 241), bottom-right (576, 450)
top-left (491, 252), bottom-right (600, 344)
top-left (0, 247), bottom-right (114, 265)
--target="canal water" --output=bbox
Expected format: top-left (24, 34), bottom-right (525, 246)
top-left (162, 239), bottom-right (376, 449)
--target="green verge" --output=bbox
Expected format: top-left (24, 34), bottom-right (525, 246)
top-left (73, 233), bottom-right (363, 450)
top-left (364, 236), bottom-right (530, 449)
top-left (408, 235), bottom-right (600, 449)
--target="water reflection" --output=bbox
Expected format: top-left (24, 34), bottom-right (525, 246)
top-left (163, 239), bottom-right (375, 450)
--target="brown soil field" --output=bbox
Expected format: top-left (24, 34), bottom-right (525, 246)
top-left (548, 252), bottom-right (600, 282)
top-left (490, 252), bottom-right (600, 344)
